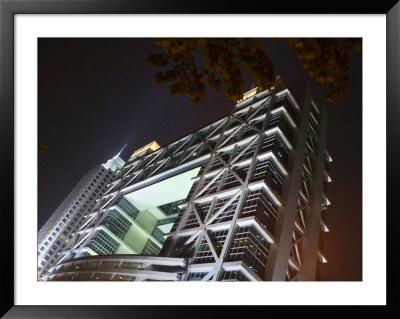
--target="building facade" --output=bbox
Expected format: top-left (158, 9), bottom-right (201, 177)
top-left (38, 155), bottom-right (125, 279)
top-left (47, 79), bottom-right (332, 281)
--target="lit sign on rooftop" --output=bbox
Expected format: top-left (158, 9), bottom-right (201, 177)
top-left (237, 87), bottom-right (259, 103)
top-left (130, 141), bottom-right (161, 158)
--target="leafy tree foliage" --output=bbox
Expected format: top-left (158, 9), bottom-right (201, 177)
top-left (286, 38), bottom-right (361, 102)
top-left (148, 38), bottom-right (361, 104)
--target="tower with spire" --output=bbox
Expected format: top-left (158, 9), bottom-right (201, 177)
top-left (37, 151), bottom-right (125, 279)
top-left (103, 145), bottom-right (127, 171)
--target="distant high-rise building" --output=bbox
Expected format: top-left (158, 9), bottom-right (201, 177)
top-left (37, 155), bottom-right (125, 279)
top-left (47, 78), bottom-right (332, 281)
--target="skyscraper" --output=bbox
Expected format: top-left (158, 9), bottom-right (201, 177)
top-left (37, 155), bottom-right (125, 279)
top-left (47, 78), bottom-right (332, 281)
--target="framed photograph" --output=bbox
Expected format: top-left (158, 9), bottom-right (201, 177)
top-left (1, 0), bottom-right (398, 317)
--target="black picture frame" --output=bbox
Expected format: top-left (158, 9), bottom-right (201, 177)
top-left (1, 0), bottom-right (398, 317)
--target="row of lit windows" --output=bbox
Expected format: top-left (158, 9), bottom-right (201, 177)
top-left (103, 209), bottom-right (132, 240)
top-left (151, 227), bottom-right (166, 244)
top-left (187, 272), bottom-right (208, 281)
top-left (252, 159), bottom-right (284, 196)
top-left (194, 202), bottom-right (212, 222)
top-left (182, 208), bottom-right (202, 230)
top-left (208, 229), bottom-right (229, 254)
top-left (169, 235), bottom-right (194, 258)
top-left (170, 209), bottom-right (185, 233)
top-left (227, 172), bottom-right (246, 191)
top-left (158, 199), bottom-right (184, 216)
top-left (53, 272), bottom-right (136, 281)
top-left (202, 174), bottom-right (223, 196)
top-left (88, 230), bottom-right (120, 255)
top-left (242, 189), bottom-right (278, 232)
top-left (142, 239), bottom-right (161, 256)
top-left (116, 197), bottom-right (140, 219)
top-left (220, 270), bottom-right (249, 281)
top-left (228, 225), bottom-right (271, 277)
top-left (234, 141), bottom-right (258, 163)
top-left (193, 237), bottom-right (214, 264)
top-left (261, 134), bottom-right (291, 166)
top-left (207, 152), bottom-right (230, 173)
top-left (209, 196), bottom-right (239, 224)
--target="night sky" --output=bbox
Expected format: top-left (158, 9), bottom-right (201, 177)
top-left (38, 38), bottom-right (362, 281)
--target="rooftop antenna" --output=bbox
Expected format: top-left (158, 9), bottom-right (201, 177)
top-left (113, 144), bottom-right (127, 158)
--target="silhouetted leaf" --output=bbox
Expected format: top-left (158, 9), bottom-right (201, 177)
top-left (148, 38), bottom-right (361, 104)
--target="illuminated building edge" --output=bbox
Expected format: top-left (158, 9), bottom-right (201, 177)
top-left (46, 78), bottom-right (332, 281)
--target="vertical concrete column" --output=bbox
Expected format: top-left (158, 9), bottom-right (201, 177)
top-left (297, 108), bottom-right (327, 281)
top-left (264, 83), bottom-right (313, 281)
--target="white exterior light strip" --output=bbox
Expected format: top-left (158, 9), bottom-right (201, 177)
top-left (236, 216), bottom-right (275, 244)
top-left (270, 106), bottom-right (297, 128)
top-left (276, 89), bottom-right (301, 110)
top-left (256, 151), bottom-right (288, 176)
top-left (248, 180), bottom-right (282, 207)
